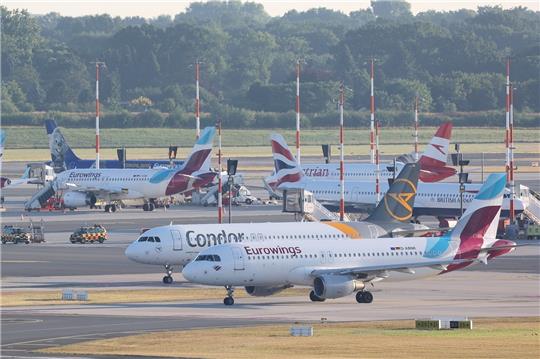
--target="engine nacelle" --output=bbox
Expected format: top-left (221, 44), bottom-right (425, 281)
top-left (313, 275), bottom-right (364, 299)
top-left (245, 285), bottom-right (290, 297)
top-left (63, 192), bottom-right (97, 208)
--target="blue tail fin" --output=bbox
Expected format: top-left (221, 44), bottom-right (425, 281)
top-left (45, 120), bottom-right (81, 169)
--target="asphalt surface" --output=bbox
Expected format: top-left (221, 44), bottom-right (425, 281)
top-left (1, 156), bottom-right (539, 359)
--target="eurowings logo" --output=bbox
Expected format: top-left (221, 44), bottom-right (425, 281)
top-left (384, 178), bottom-right (416, 221)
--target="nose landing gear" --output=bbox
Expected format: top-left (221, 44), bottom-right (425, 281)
top-left (223, 286), bottom-right (235, 305)
top-left (163, 264), bottom-right (173, 284)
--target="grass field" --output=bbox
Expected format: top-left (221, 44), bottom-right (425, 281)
top-left (41, 317), bottom-right (540, 359)
top-left (3, 126), bottom-right (540, 149)
top-left (0, 287), bottom-right (308, 307)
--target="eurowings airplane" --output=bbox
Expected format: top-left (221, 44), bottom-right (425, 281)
top-left (183, 173), bottom-right (519, 305)
top-left (45, 120), bottom-right (184, 171)
top-left (125, 163), bottom-right (428, 284)
top-left (33, 127), bottom-right (216, 212)
top-left (265, 122), bottom-right (456, 197)
top-left (266, 133), bottom-right (528, 219)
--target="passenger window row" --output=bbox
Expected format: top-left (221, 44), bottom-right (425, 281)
top-left (137, 236), bottom-right (161, 243)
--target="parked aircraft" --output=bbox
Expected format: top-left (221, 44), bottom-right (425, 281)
top-left (45, 120), bottom-right (184, 172)
top-left (265, 122), bottom-right (456, 198)
top-left (25, 127), bottom-right (216, 212)
top-left (266, 133), bottom-right (528, 219)
top-left (125, 163), bottom-right (429, 284)
top-left (183, 173), bottom-right (518, 305)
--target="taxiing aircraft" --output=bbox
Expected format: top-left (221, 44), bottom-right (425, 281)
top-left (26, 127), bottom-right (216, 212)
top-left (266, 133), bottom-right (528, 219)
top-left (183, 173), bottom-right (519, 305)
top-left (45, 120), bottom-right (184, 172)
top-left (125, 163), bottom-right (428, 284)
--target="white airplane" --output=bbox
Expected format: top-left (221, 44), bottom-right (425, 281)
top-left (265, 122), bottom-right (456, 197)
top-left (183, 173), bottom-right (519, 305)
top-left (125, 163), bottom-right (430, 284)
top-left (266, 133), bottom-right (528, 219)
top-left (25, 127), bottom-right (217, 212)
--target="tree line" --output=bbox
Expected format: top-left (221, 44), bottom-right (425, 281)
top-left (1, 1), bottom-right (539, 128)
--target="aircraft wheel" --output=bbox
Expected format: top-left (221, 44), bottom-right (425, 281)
top-left (110, 204), bottom-right (117, 212)
top-left (309, 290), bottom-right (325, 302)
top-left (223, 297), bottom-right (234, 306)
top-left (356, 291), bottom-right (373, 304)
top-left (142, 203), bottom-right (149, 211)
top-left (149, 203), bottom-right (155, 211)
top-left (163, 275), bottom-right (173, 284)
top-left (104, 205), bottom-right (110, 212)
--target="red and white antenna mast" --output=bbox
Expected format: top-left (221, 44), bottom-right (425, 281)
top-left (375, 120), bottom-right (381, 205)
top-left (370, 58), bottom-right (375, 164)
top-left (93, 61), bottom-right (106, 169)
top-left (295, 59), bottom-right (301, 165)
top-left (339, 83), bottom-right (345, 221)
top-left (217, 119), bottom-right (223, 223)
top-left (414, 95), bottom-right (419, 161)
top-left (195, 60), bottom-right (201, 139)
top-left (505, 58), bottom-right (510, 183)
top-left (509, 83), bottom-right (516, 223)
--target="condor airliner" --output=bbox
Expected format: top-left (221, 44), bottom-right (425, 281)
top-left (266, 133), bottom-right (528, 219)
top-left (26, 127), bottom-right (216, 212)
top-left (45, 120), bottom-right (184, 171)
top-left (125, 163), bottom-right (428, 284)
top-left (265, 122), bottom-right (455, 197)
top-left (184, 173), bottom-right (519, 305)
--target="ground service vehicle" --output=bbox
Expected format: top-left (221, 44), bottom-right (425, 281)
top-left (2, 226), bottom-right (33, 244)
top-left (70, 225), bottom-right (108, 244)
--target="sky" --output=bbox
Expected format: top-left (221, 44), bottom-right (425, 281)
top-left (3, 0), bottom-right (539, 18)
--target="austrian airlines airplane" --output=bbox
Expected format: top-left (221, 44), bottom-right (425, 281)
top-left (265, 122), bottom-right (455, 196)
top-left (125, 163), bottom-right (427, 284)
top-left (40, 127), bottom-right (216, 212)
top-left (183, 173), bottom-right (518, 305)
top-left (266, 133), bottom-right (528, 219)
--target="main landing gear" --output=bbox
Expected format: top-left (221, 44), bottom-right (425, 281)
top-left (104, 204), bottom-right (117, 213)
top-left (309, 290), bottom-right (325, 302)
top-left (142, 202), bottom-right (155, 212)
top-left (163, 264), bottom-right (173, 284)
top-left (223, 286), bottom-right (235, 305)
top-left (355, 291), bottom-right (373, 304)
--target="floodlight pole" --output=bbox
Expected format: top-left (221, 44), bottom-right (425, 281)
top-left (93, 61), bottom-right (106, 169)
top-left (339, 84), bottom-right (345, 221)
top-left (217, 119), bottom-right (223, 224)
top-left (195, 60), bottom-right (201, 139)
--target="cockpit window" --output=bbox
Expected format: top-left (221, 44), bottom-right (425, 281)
top-left (195, 254), bottom-right (221, 262)
top-left (138, 237), bottom-right (147, 242)
top-left (154, 237), bottom-right (161, 243)
top-left (147, 237), bottom-right (155, 243)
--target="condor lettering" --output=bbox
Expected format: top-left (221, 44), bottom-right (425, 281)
top-left (186, 230), bottom-right (245, 248)
top-left (244, 246), bottom-right (302, 256)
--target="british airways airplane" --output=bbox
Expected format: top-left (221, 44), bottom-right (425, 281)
top-left (45, 120), bottom-right (184, 171)
top-left (184, 173), bottom-right (519, 305)
top-left (26, 127), bottom-right (216, 212)
top-left (266, 133), bottom-right (528, 219)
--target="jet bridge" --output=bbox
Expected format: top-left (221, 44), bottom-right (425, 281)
top-left (282, 189), bottom-right (349, 222)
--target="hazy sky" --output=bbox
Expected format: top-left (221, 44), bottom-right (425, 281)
top-left (4, 0), bottom-right (539, 18)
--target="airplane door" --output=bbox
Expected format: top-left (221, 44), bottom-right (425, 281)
top-left (171, 230), bottom-right (183, 251)
top-left (231, 247), bottom-right (245, 270)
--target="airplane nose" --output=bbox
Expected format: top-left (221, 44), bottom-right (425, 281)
top-left (124, 243), bottom-right (139, 261)
top-left (183, 263), bottom-right (196, 282)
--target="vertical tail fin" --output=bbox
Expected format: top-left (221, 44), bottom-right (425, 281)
top-left (45, 120), bottom-right (81, 170)
top-left (267, 133), bottom-right (304, 189)
top-left (367, 163), bottom-right (420, 223)
top-left (180, 126), bottom-right (216, 174)
top-left (0, 129), bottom-right (5, 159)
top-left (419, 122), bottom-right (452, 168)
top-left (446, 173), bottom-right (506, 263)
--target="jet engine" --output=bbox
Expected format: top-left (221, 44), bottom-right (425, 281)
top-left (313, 275), bottom-right (364, 299)
top-left (63, 192), bottom-right (97, 208)
top-left (245, 285), bottom-right (290, 297)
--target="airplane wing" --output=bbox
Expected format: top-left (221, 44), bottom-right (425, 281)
top-left (310, 258), bottom-right (477, 280)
